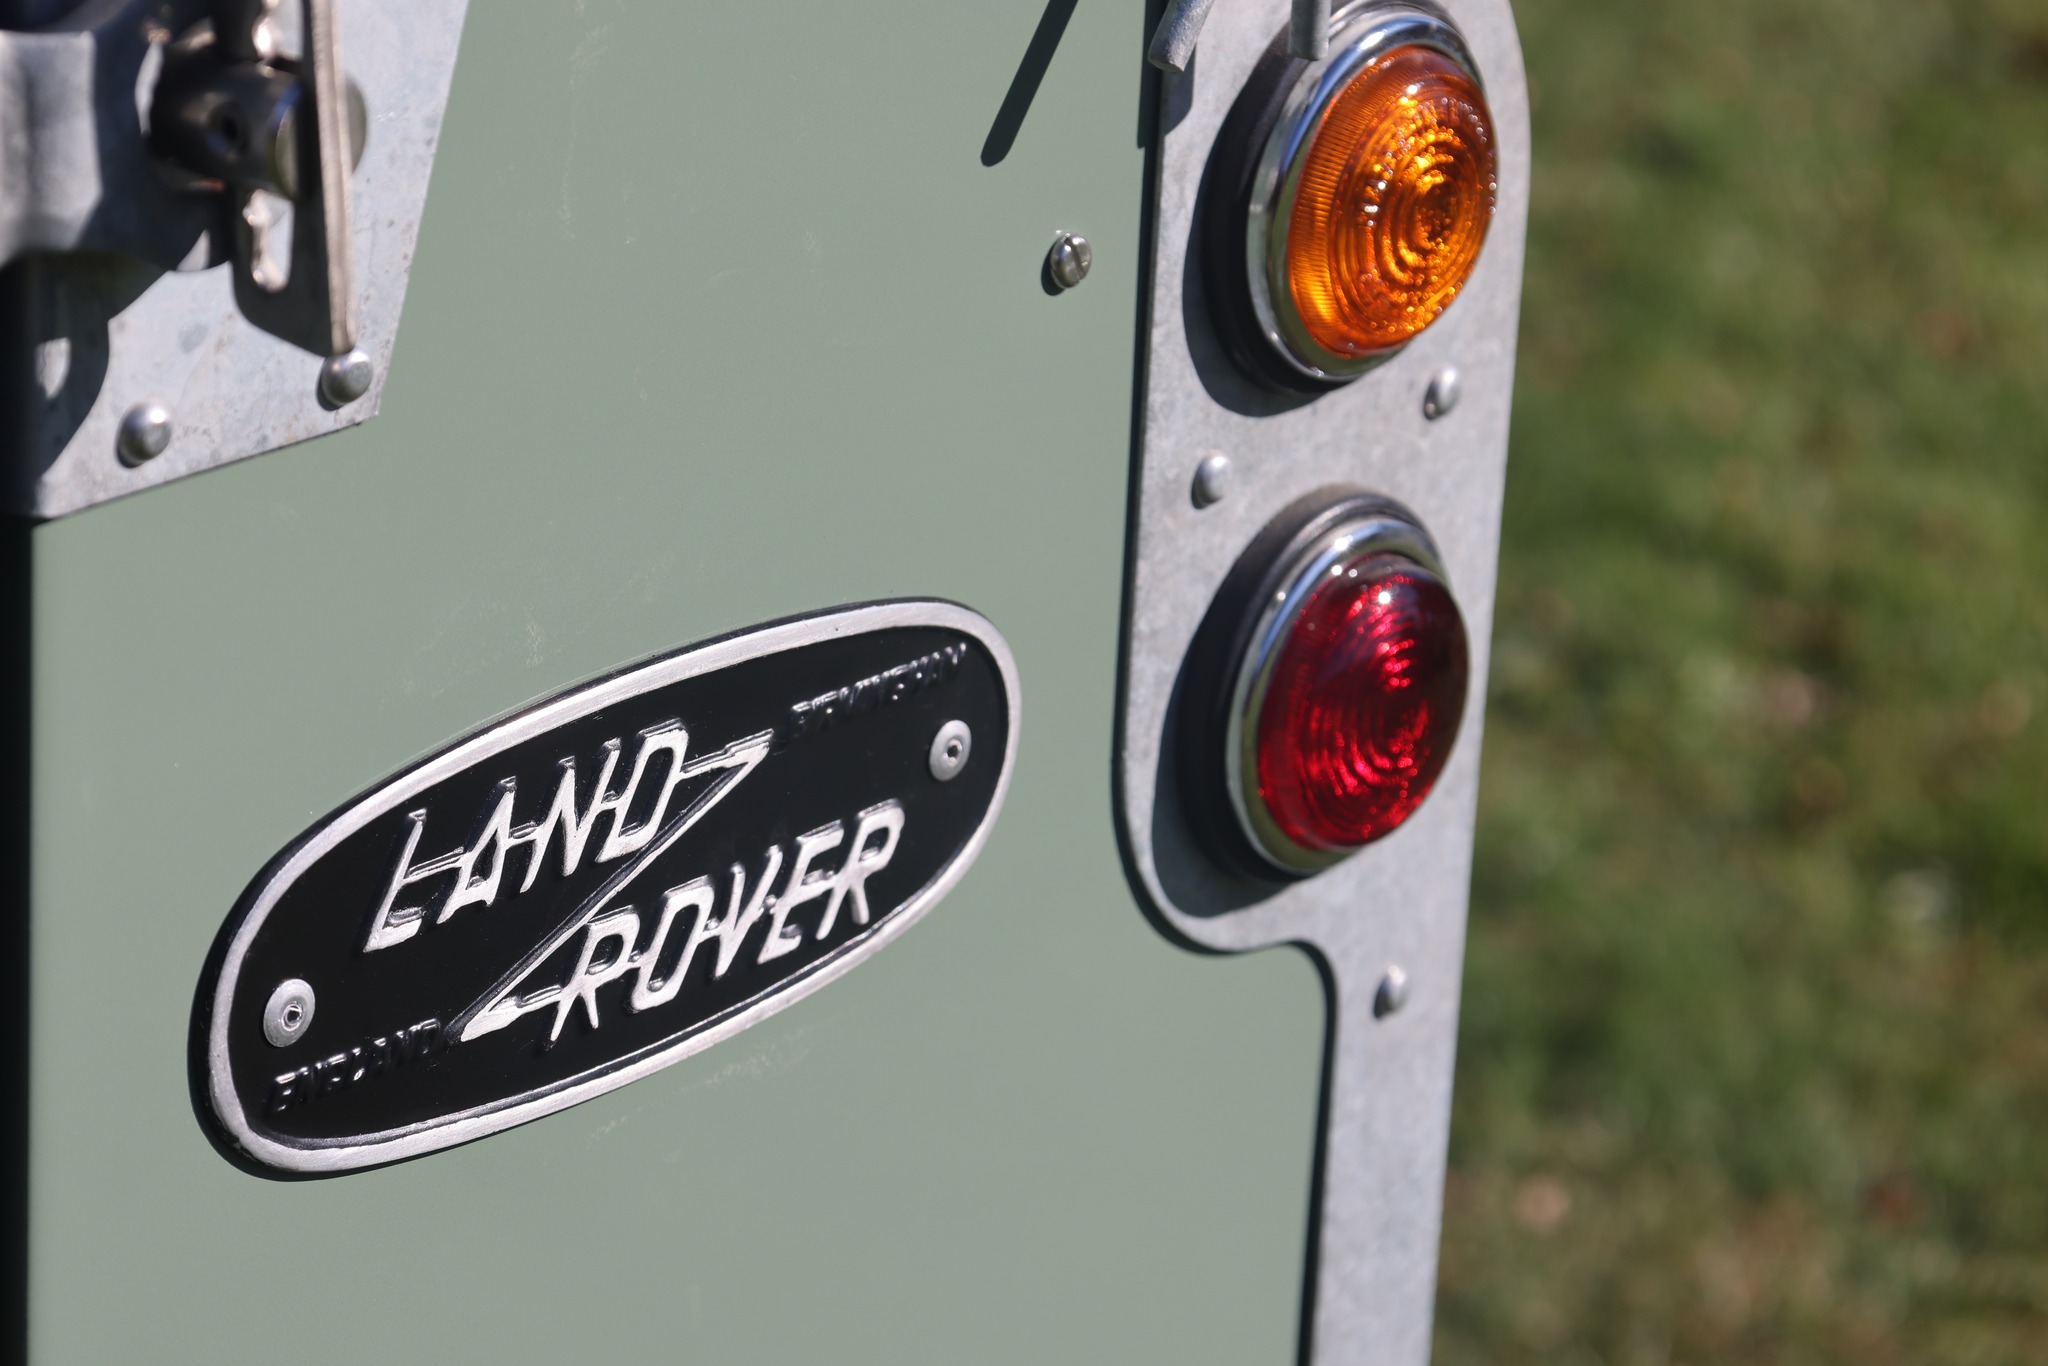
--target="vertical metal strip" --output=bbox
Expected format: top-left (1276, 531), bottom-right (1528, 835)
top-left (1290, 0), bottom-right (1331, 57)
top-left (304, 0), bottom-right (356, 355)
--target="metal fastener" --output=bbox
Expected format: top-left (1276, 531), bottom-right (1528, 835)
top-left (1291, 0), bottom-right (1332, 58)
top-left (263, 978), bottom-right (316, 1047)
top-left (116, 401), bottom-right (172, 466)
top-left (320, 348), bottom-right (375, 405)
top-left (1047, 232), bottom-right (1092, 290)
top-left (928, 720), bottom-right (973, 782)
top-left (1148, 0), bottom-right (1220, 72)
top-left (1422, 366), bottom-right (1461, 420)
top-left (1192, 451), bottom-right (1232, 508)
top-left (1373, 965), bottom-right (1410, 1019)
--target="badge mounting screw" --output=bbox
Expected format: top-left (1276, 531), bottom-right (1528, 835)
top-left (929, 720), bottom-right (973, 781)
top-left (264, 978), bottom-right (316, 1047)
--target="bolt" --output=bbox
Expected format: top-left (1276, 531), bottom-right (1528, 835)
top-left (1422, 366), bottom-right (1461, 420)
top-left (263, 978), bottom-right (316, 1047)
top-left (1047, 232), bottom-right (1092, 290)
top-left (116, 402), bottom-right (172, 466)
top-left (1373, 965), bottom-right (1410, 1019)
top-left (928, 719), bottom-right (973, 782)
top-left (1192, 451), bottom-right (1232, 508)
top-left (320, 348), bottom-right (374, 405)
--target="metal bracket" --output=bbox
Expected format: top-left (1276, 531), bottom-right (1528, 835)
top-left (1150, 0), bottom-right (1331, 72)
top-left (0, 0), bottom-right (467, 519)
top-left (1120, 0), bottom-right (1529, 1360)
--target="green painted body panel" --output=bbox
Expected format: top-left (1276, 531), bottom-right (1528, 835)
top-left (24, 2), bottom-right (1322, 1360)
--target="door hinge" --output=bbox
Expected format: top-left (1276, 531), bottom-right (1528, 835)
top-left (0, 0), bottom-right (468, 519)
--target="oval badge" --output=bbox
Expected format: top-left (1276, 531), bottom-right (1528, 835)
top-left (199, 601), bottom-right (1018, 1174)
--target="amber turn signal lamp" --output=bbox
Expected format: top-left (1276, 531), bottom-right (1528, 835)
top-left (1208, 4), bottom-right (1497, 388)
top-left (1179, 491), bottom-right (1470, 877)
top-left (1283, 44), bottom-right (1496, 359)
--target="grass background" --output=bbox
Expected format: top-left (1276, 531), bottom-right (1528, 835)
top-left (1434, 0), bottom-right (2048, 1361)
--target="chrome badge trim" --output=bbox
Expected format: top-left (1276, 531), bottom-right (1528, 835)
top-left (201, 600), bottom-right (1020, 1174)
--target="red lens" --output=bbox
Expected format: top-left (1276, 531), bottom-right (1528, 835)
top-left (1254, 552), bottom-right (1470, 851)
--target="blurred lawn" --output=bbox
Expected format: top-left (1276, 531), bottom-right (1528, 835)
top-left (1436, 0), bottom-right (2048, 1362)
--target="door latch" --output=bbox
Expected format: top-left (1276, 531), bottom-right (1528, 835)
top-left (0, 0), bottom-right (468, 519)
top-left (153, 0), bottom-right (368, 381)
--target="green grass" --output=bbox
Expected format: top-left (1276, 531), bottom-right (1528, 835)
top-left (1436, 0), bottom-right (2048, 1361)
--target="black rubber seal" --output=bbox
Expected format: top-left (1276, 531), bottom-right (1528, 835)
top-left (1195, 31), bottom-right (1346, 395)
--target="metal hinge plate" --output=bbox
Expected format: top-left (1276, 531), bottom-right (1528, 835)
top-left (1, 0), bottom-right (467, 520)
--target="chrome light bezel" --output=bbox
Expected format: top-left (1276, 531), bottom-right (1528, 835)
top-left (1224, 506), bottom-right (1454, 875)
top-left (1243, 2), bottom-right (1489, 384)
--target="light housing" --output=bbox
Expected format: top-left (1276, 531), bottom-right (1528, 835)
top-left (1180, 490), bottom-right (1470, 878)
top-left (1204, 3), bottom-right (1498, 390)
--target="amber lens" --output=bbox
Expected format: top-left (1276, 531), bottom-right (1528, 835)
top-left (1284, 44), bottom-right (1497, 358)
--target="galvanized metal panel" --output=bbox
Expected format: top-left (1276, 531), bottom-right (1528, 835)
top-left (1117, 0), bottom-right (1530, 1359)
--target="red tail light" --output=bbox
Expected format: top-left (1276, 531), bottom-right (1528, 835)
top-left (1252, 552), bottom-right (1469, 854)
top-left (1183, 492), bottom-right (1470, 878)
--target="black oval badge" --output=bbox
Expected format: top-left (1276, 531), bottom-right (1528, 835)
top-left (199, 601), bottom-right (1018, 1174)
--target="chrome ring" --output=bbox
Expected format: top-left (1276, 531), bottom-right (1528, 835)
top-left (1224, 509), bottom-right (1450, 875)
top-left (1244, 2), bottom-right (1488, 383)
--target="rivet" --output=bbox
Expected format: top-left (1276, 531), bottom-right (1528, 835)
top-left (1192, 451), bottom-right (1232, 508)
top-left (1373, 965), bottom-right (1410, 1019)
top-left (263, 978), bottom-right (316, 1047)
top-left (116, 401), bottom-right (172, 466)
top-left (1047, 232), bottom-right (1092, 290)
top-left (320, 348), bottom-right (374, 405)
top-left (1422, 366), bottom-right (1461, 420)
top-left (928, 719), bottom-right (973, 782)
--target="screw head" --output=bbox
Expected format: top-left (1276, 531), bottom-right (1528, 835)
top-left (320, 348), bottom-right (374, 405)
top-left (1373, 965), bottom-right (1410, 1019)
top-left (1422, 366), bottom-right (1461, 420)
top-left (116, 402), bottom-right (172, 466)
top-left (1192, 451), bottom-right (1232, 508)
top-left (263, 978), bottom-right (316, 1047)
top-left (1047, 232), bottom-right (1092, 290)
top-left (928, 720), bottom-right (973, 782)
